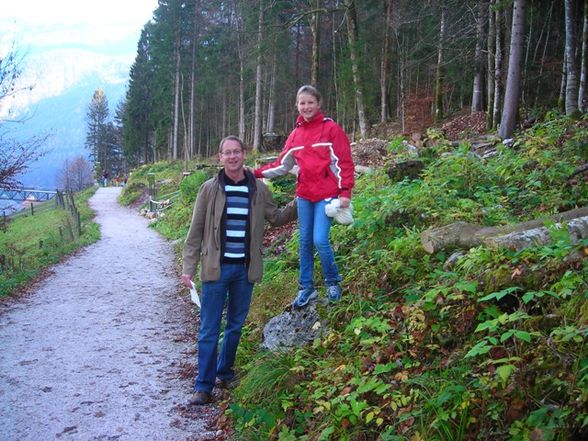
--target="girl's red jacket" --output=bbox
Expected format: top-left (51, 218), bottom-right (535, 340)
top-left (254, 111), bottom-right (355, 202)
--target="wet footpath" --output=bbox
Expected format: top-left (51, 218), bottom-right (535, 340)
top-left (0, 187), bottom-right (223, 441)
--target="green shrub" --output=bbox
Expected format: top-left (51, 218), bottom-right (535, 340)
top-left (119, 182), bottom-right (146, 206)
top-left (179, 170), bottom-right (210, 204)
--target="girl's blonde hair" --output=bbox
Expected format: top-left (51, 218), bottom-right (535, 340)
top-left (296, 85), bottom-right (322, 104)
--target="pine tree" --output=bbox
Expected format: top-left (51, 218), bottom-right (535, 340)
top-left (86, 89), bottom-right (114, 177)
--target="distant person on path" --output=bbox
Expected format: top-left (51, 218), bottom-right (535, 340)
top-left (102, 171), bottom-right (109, 187)
top-left (254, 85), bottom-right (355, 308)
top-left (181, 135), bottom-right (297, 406)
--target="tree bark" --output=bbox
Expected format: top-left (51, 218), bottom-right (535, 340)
top-left (498, 0), bottom-right (526, 139)
top-left (421, 206), bottom-right (588, 254)
top-left (578, 0), bottom-right (588, 111)
top-left (172, 44), bottom-right (180, 160)
top-left (433, 6), bottom-right (446, 123)
top-left (472, 0), bottom-right (488, 112)
top-left (565, 0), bottom-right (579, 115)
top-left (266, 49), bottom-right (277, 135)
top-left (487, 0), bottom-right (496, 129)
top-left (560, 50), bottom-right (567, 112)
top-left (310, 0), bottom-right (321, 87)
top-left (345, 0), bottom-right (368, 138)
top-left (492, 5), bottom-right (503, 130)
top-left (253, 0), bottom-right (265, 151)
top-left (399, 36), bottom-right (407, 133)
top-left (188, 1), bottom-right (201, 160)
top-left (236, 1), bottom-right (246, 142)
top-left (380, 0), bottom-right (393, 124)
top-left (489, 216), bottom-right (588, 251)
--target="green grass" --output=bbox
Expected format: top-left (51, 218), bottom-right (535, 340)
top-left (0, 187), bottom-right (100, 296)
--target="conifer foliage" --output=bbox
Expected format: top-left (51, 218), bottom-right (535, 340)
top-left (85, 89), bottom-right (124, 178)
top-left (120, 1), bottom-right (586, 165)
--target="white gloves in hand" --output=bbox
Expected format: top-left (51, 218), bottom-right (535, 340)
top-left (325, 198), bottom-right (354, 225)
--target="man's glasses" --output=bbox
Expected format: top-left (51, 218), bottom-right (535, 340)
top-left (221, 149), bottom-right (243, 156)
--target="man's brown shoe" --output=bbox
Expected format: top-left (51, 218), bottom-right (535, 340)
top-left (187, 391), bottom-right (212, 406)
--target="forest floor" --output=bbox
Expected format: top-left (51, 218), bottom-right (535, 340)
top-left (0, 187), bottom-right (227, 441)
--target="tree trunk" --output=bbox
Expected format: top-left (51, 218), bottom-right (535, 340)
top-left (498, 0), bottom-right (526, 139)
top-left (266, 50), bottom-right (277, 135)
top-left (421, 206), bottom-right (588, 254)
top-left (565, 0), bottom-right (579, 115)
top-left (492, 6), bottom-right (503, 130)
top-left (295, 21), bottom-right (301, 89)
top-left (472, 0), bottom-right (488, 112)
top-left (180, 73), bottom-right (188, 167)
top-left (578, 0), bottom-right (588, 111)
top-left (433, 6), bottom-right (446, 123)
top-left (310, 0), bottom-right (321, 87)
top-left (345, 0), bottom-right (368, 138)
top-left (189, 2), bottom-right (199, 159)
top-left (487, 0), bottom-right (496, 129)
top-left (189, 43), bottom-right (196, 159)
top-left (560, 51), bottom-right (568, 112)
top-left (236, 5), bottom-right (246, 142)
top-left (332, 6), bottom-right (340, 118)
top-left (172, 44), bottom-right (181, 160)
top-left (253, 0), bottom-right (265, 151)
top-left (489, 216), bottom-right (588, 251)
top-left (380, 0), bottom-right (393, 124)
top-left (399, 37), bottom-right (407, 133)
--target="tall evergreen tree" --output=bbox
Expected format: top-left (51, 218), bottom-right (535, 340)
top-left (86, 89), bottom-right (124, 177)
top-left (123, 26), bottom-right (155, 165)
top-left (86, 89), bottom-right (111, 176)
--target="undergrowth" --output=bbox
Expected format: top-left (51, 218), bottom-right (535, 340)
top-left (118, 115), bottom-right (588, 440)
top-left (227, 114), bottom-right (588, 440)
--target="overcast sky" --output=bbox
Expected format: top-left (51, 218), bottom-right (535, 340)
top-left (1, 0), bottom-right (158, 55)
top-left (0, 1), bottom-right (160, 119)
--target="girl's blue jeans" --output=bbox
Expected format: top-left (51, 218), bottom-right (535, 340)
top-left (297, 197), bottom-right (341, 289)
top-left (195, 263), bottom-right (253, 393)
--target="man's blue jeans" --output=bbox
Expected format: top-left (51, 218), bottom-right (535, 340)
top-left (297, 197), bottom-right (341, 289)
top-left (196, 263), bottom-right (253, 393)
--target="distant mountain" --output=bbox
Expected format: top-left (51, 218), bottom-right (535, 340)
top-left (2, 48), bottom-right (132, 189)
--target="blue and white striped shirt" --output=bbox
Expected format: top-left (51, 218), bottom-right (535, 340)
top-left (223, 180), bottom-right (249, 263)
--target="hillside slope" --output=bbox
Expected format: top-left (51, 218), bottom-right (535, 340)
top-left (122, 113), bottom-right (588, 440)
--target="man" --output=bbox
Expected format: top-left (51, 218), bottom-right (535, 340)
top-left (181, 136), bottom-right (296, 405)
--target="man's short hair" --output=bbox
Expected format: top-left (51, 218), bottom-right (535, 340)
top-left (219, 136), bottom-right (245, 154)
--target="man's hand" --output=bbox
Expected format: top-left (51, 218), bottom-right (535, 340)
top-left (181, 274), bottom-right (193, 289)
top-left (338, 196), bottom-right (351, 208)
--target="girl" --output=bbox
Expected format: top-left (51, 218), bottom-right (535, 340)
top-left (254, 85), bottom-right (355, 308)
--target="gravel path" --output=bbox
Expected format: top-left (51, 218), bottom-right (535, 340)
top-left (0, 187), bottom-right (224, 441)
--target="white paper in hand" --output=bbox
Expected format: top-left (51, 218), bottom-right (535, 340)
top-left (190, 281), bottom-right (201, 308)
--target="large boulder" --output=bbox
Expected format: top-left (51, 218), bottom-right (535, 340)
top-left (261, 302), bottom-right (328, 352)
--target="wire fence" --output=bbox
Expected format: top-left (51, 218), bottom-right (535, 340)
top-left (0, 190), bottom-right (83, 280)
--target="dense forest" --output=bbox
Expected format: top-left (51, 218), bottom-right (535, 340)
top-left (115, 0), bottom-right (583, 169)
